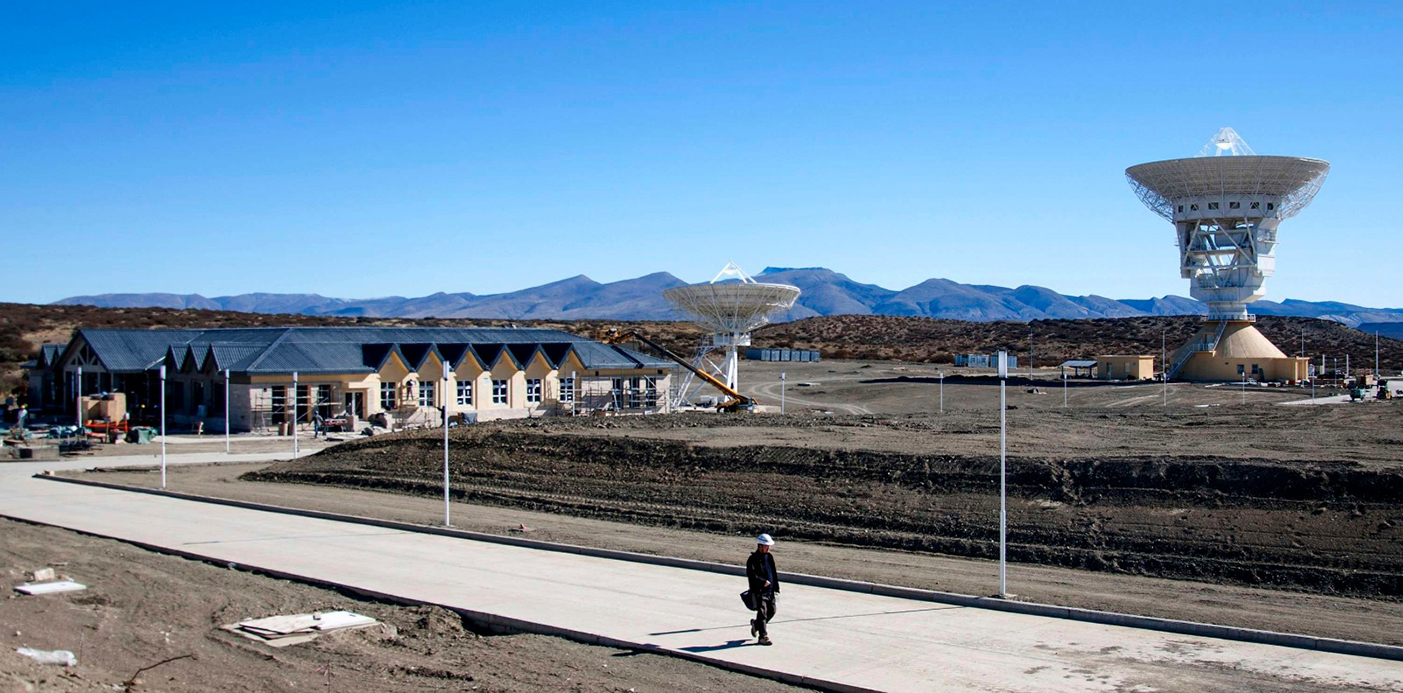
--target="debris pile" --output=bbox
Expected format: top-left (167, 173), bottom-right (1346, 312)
top-left (222, 610), bottom-right (378, 647)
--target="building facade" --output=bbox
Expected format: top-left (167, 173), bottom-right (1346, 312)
top-left (31, 327), bottom-right (674, 430)
top-left (1096, 355), bottom-right (1156, 381)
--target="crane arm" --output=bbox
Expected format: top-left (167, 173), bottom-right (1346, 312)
top-left (602, 330), bottom-right (752, 411)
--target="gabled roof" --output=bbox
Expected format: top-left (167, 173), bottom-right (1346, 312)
top-left (207, 344), bottom-right (266, 372)
top-left (39, 345), bottom-right (61, 368)
top-left (471, 343), bottom-right (521, 370)
top-left (507, 343), bottom-right (545, 369)
top-left (70, 329), bottom-right (205, 372)
top-left (540, 343), bottom-right (575, 369)
top-left (46, 326), bottom-right (672, 375)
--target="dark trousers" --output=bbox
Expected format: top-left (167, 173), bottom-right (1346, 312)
top-left (753, 593), bottom-right (777, 638)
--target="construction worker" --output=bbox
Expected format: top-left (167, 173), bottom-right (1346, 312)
top-left (746, 533), bottom-right (780, 645)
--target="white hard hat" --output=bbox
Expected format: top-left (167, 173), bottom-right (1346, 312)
top-left (756, 533), bottom-right (775, 546)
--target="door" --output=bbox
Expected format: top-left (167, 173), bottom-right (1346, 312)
top-left (344, 392), bottom-right (364, 418)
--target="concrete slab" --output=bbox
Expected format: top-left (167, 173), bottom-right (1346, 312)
top-left (2, 453), bottom-right (1401, 692)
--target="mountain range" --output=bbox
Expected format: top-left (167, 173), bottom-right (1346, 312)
top-left (54, 268), bottom-right (1403, 327)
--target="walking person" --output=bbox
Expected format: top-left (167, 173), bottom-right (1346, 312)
top-left (746, 533), bottom-right (780, 645)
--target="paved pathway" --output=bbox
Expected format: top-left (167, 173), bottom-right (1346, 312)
top-left (2, 453), bottom-right (1401, 692)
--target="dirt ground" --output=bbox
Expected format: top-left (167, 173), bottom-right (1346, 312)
top-left (734, 359), bottom-right (1330, 417)
top-left (227, 368), bottom-right (1403, 602)
top-left (77, 460), bottom-right (1403, 648)
top-left (0, 517), bottom-right (805, 693)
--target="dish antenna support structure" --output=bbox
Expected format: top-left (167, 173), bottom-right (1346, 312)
top-left (663, 263), bottom-right (800, 406)
top-left (1126, 128), bottom-right (1329, 380)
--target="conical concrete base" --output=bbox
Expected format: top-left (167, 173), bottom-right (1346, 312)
top-left (1174, 321), bottom-right (1308, 382)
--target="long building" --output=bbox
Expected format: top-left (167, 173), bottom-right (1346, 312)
top-left (28, 327), bottom-right (675, 430)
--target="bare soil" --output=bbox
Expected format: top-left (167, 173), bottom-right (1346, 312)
top-left (232, 394), bottom-right (1403, 608)
top-left (0, 517), bottom-right (804, 693)
top-left (755, 314), bottom-right (1403, 369)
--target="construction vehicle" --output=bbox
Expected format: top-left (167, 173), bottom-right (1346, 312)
top-left (602, 330), bottom-right (755, 412)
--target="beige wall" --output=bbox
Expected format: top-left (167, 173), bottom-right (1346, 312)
top-left (1098, 356), bottom-right (1155, 380)
top-left (89, 344), bottom-right (673, 431)
top-left (1179, 355), bottom-right (1308, 382)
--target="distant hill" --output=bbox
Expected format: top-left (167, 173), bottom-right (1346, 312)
top-left (55, 267), bottom-right (1403, 326)
top-left (1360, 322), bottom-right (1403, 341)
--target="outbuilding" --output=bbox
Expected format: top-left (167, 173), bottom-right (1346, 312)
top-left (1097, 355), bottom-right (1156, 381)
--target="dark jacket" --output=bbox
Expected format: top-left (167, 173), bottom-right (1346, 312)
top-left (746, 550), bottom-right (779, 596)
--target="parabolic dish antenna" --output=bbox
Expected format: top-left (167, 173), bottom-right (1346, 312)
top-left (663, 262), bottom-right (800, 404)
top-left (1125, 128), bottom-right (1329, 381)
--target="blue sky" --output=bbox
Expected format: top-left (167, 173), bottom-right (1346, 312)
top-left (3, 2), bottom-right (1400, 306)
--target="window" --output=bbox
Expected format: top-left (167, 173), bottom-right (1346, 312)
top-left (1177, 205), bottom-right (1184, 213)
top-left (526, 378), bottom-right (542, 404)
top-left (560, 377), bottom-right (575, 404)
top-left (1229, 201), bottom-right (1240, 209)
top-left (1189, 204), bottom-right (1198, 211)
top-left (345, 391), bottom-right (364, 417)
top-left (492, 379), bottom-right (508, 405)
top-left (1266, 202), bottom-right (1274, 210)
top-left (419, 381), bottom-right (436, 407)
top-left (456, 381), bottom-right (473, 406)
top-left (644, 376), bottom-right (658, 407)
top-left (316, 384), bottom-right (333, 418)
top-left (380, 382), bottom-right (397, 410)
top-left (296, 385), bottom-right (310, 422)
top-left (628, 377), bottom-right (642, 408)
top-left (1207, 202), bottom-right (1219, 210)
top-left (271, 386), bottom-right (286, 423)
top-left (1250, 201), bottom-right (1260, 209)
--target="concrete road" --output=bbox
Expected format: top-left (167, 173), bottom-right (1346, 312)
top-left (2, 453), bottom-right (1401, 692)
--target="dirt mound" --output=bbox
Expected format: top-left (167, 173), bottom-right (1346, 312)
top-left (247, 420), bottom-right (1403, 599)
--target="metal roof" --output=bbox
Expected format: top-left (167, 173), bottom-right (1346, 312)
top-left (73, 329), bottom-right (205, 372)
top-left (1059, 360), bottom-right (1098, 368)
top-left (59, 326), bottom-right (671, 375)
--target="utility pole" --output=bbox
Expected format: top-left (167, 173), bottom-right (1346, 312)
top-left (1063, 370), bottom-right (1067, 409)
top-left (939, 370), bottom-right (944, 413)
top-left (1028, 329), bottom-right (1033, 380)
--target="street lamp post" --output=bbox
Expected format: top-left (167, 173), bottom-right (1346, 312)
top-left (939, 370), bottom-right (944, 414)
top-left (224, 369), bottom-right (231, 454)
top-left (159, 365), bottom-right (167, 489)
top-left (780, 371), bottom-right (786, 414)
top-left (1162, 329), bottom-right (1167, 406)
top-left (443, 359), bottom-right (452, 526)
top-left (291, 372), bottom-right (299, 459)
top-left (997, 350), bottom-right (1008, 598)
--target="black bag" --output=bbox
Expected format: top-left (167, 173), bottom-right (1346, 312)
top-left (740, 590), bottom-right (756, 611)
